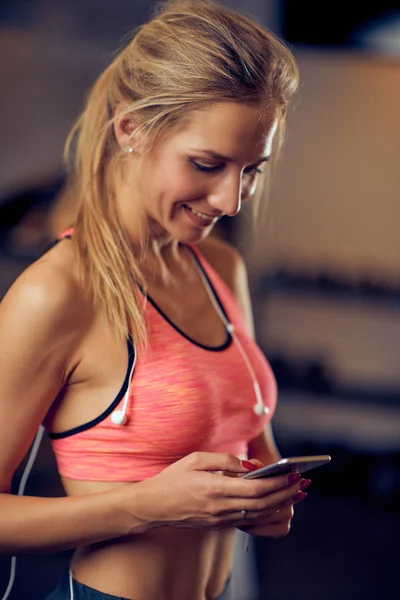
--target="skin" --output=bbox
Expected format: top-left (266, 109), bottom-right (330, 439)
top-left (114, 102), bottom-right (278, 250)
top-left (0, 101), bottom-right (307, 599)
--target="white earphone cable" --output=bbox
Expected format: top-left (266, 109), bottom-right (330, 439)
top-left (69, 569), bottom-right (74, 599)
top-left (2, 251), bottom-right (268, 600)
top-left (1, 425), bottom-right (45, 600)
top-left (193, 258), bottom-right (269, 417)
top-left (111, 346), bottom-right (137, 425)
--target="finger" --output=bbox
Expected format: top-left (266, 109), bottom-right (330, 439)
top-left (247, 458), bottom-right (264, 468)
top-left (186, 452), bottom-right (253, 474)
top-left (269, 505), bottom-right (294, 523)
top-left (249, 502), bottom-right (294, 521)
top-left (293, 491), bottom-right (308, 504)
top-left (207, 503), bottom-right (294, 529)
top-left (220, 475), bottom-right (303, 500)
top-left (238, 505), bottom-right (294, 528)
top-left (237, 471), bottom-right (302, 487)
top-left (207, 493), bottom-right (294, 520)
top-left (223, 483), bottom-right (305, 518)
top-left (209, 510), bottom-right (267, 527)
top-left (232, 510), bottom-right (291, 529)
top-left (223, 475), bottom-right (300, 501)
top-left (243, 521), bottom-right (292, 538)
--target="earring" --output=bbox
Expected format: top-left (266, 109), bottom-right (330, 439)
top-left (124, 146), bottom-right (134, 154)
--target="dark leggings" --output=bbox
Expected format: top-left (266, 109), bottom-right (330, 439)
top-left (44, 571), bottom-right (232, 600)
top-left (44, 572), bottom-right (130, 600)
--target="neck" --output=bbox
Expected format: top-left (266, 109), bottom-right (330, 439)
top-left (138, 238), bottom-right (194, 289)
top-left (112, 173), bottom-right (193, 288)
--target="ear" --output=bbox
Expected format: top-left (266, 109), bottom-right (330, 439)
top-left (113, 104), bottom-right (140, 151)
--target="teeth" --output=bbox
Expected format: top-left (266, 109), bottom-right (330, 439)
top-left (186, 205), bottom-right (215, 221)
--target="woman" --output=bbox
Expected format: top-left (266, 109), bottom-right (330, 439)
top-left (0, 1), bottom-right (306, 599)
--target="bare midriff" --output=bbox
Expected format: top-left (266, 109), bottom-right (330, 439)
top-left (65, 478), bottom-right (236, 600)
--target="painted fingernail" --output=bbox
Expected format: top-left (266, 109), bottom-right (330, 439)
top-left (288, 473), bottom-right (301, 484)
top-left (300, 478), bottom-right (311, 491)
top-left (293, 491), bottom-right (308, 503)
top-left (241, 460), bottom-right (259, 471)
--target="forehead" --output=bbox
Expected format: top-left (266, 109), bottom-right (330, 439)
top-left (165, 101), bottom-right (278, 158)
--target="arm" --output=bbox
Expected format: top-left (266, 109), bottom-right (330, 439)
top-left (199, 235), bottom-right (282, 466)
top-left (0, 259), bottom-right (302, 553)
top-left (0, 262), bottom-right (149, 553)
top-left (0, 488), bottom-right (145, 554)
top-left (199, 237), bottom-right (307, 537)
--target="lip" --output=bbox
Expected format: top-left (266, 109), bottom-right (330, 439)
top-left (183, 204), bottom-right (220, 228)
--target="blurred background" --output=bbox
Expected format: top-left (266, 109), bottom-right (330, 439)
top-left (1, 0), bottom-right (400, 598)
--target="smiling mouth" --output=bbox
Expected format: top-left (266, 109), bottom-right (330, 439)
top-left (183, 204), bottom-right (220, 223)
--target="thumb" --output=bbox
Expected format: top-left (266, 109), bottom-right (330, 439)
top-left (247, 458), bottom-right (264, 468)
top-left (187, 452), bottom-right (253, 474)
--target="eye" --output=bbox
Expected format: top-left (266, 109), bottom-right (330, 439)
top-left (243, 165), bottom-right (263, 176)
top-left (189, 158), bottom-right (264, 175)
top-left (189, 159), bottom-right (223, 174)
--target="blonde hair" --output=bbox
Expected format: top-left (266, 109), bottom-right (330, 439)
top-left (65, 0), bottom-right (299, 346)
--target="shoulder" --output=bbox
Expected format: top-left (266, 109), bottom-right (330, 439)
top-left (0, 242), bottom-right (93, 350)
top-left (0, 244), bottom-right (92, 491)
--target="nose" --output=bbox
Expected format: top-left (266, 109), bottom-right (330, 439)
top-left (207, 172), bottom-right (242, 217)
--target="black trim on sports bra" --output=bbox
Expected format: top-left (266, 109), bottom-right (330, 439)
top-left (48, 337), bottom-right (135, 439)
top-left (143, 245), bottom-right (232, 352)
top-left (47, 238), bottom-right (233, 440)
top-left (186, 245), bottom-right (231, 323)
top-left (45, 234), bottom-right (72, 253)
top-left (145, 294), bottom-right (232, 352)
top-left (51, 235), bottom-right (231, 351)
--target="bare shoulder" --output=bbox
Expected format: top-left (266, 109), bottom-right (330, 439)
top-left (0, 243), bottom-right (94, 490)
top-left (197, 236), bottom-right (254, 335)
top-left (0, 241), bottom-right (93, 347)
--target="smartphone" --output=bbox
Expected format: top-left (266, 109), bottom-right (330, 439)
top-left (242, 455), bottom-right (331, 479)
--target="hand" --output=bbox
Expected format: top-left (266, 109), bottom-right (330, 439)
top-left (234, 457), bottom-right (311, 538)
top-left (129, 452), bottom-right (307, 531)
top-left (237, 488), bottom-right (309, 538)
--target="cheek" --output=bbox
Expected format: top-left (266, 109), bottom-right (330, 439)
top-left (166, 170), bottom-right (209, 205)
top-left (147, 168), bottom-right (186, 209)
top-left (145, 159), bottom-right (210, 213)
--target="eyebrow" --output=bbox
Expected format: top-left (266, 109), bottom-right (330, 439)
top-left (189, 149), bottom-right (270, 164)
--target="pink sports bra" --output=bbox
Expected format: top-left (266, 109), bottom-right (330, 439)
top-left (46, 244), bottom-right (277, 481)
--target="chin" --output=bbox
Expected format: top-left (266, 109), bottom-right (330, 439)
top-left (172, 225), bottom-right (213, 245)
top-left (148, 216), bottom-right (212, 245)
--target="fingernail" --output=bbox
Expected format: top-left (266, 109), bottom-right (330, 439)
top-left (293, 491), bottom-right (308, 503)
top-left (241, 460), bottom-right (259, 471)
top-left (300, 478), bottom-right (311, 491)
top-left (288, 473), bottom-right (301, 484)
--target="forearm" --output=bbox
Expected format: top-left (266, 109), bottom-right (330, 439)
top-left (0, 485), bottom-right (147, 554)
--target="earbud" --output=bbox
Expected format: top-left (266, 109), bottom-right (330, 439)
top-left (189, 254), bottom-right (270, 420)
top-left (253, 402), bottom-right (270, 416)
top-left (111, 410), bottom-right (128, 426)
top-left (252, 381), bottom-right (270, 416)
top-left (111, 349), bottom-right (137, 427)
top-left (227, 321), bottom-right (269, 418)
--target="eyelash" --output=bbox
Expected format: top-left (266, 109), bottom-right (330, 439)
top-left (189, 159), bottom-right (263, 176)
